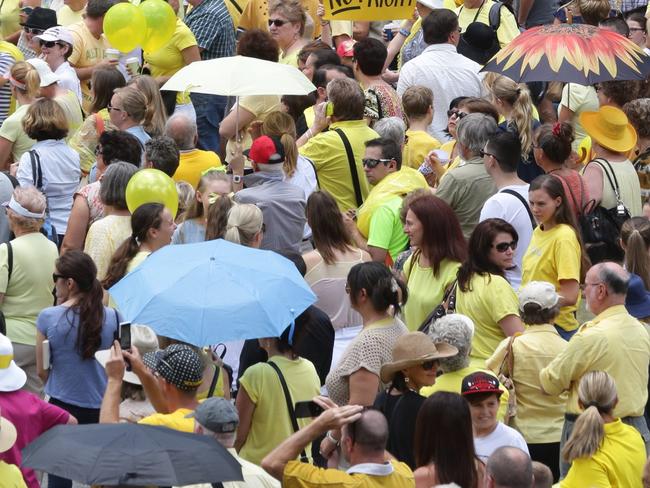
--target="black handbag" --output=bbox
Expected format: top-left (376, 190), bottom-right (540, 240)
top-left (0, 241), bottom-right (12, 336)
top-left (417, 280), bottom-right (458, 335)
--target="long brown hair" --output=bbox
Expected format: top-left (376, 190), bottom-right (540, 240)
top-left (621, 217), bottom-right (650, 290)
top-left (102, 203), bottom-right (164, 289)
top-left (306, 191), bottom-right (356, 265)
top-left (56, 251), bottom-right (106, 360)
top-left (205, 196), bottom-right (235, 241)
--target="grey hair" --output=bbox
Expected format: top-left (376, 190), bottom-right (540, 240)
top-left (195, 422), bottom-right (237, 448)
top-left (164, 113), bottom-right (197, 151)
top-left (99, 161), bottom-right (138, 210)
top-left (597, 263), bottom-right (630, 296)
top-left (373, 117), bottom-right (406, 147)
top-left (456, 113), bottom-right (498, 156)
top-left (144, 136), bottom-right (180, 177)
top-left (428, 314), bottom-right (474, 372)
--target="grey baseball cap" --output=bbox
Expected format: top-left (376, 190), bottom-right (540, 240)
top-left (186, 397), bottom-right (239, 433)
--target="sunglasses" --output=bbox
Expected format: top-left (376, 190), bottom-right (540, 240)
top-left (362, 157), bottom-right (392, 169)
top-left (447, 109), bottom-right (467, 119)
top-left (52, 273), bottom-right (66, 282)
top-left (23, 26), bottom-right (44, 34)
top-left (94, 145), bottom-right (103, 156)
top-left (493, 240), bottom-right (518, 253)
top-left (40, 40), bottom-right (64, 48)
top-left (268, 18), bottom-right (287, 27)
top-left (479, 149), bottom-right (498, 160)
top-left (421, 360), bottom-right (438, 371)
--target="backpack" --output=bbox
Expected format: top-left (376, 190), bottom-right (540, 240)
top-left (457, 0), bottom-right (509, 64)
top-left (579, 158), bottom-right (630, 264)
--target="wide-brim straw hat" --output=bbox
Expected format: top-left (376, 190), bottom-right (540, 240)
top-left (580, 105), bottom-right (637, 153)
top-left (380, 331), bottom-right (458, 383)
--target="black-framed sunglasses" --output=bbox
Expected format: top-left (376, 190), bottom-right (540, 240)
top-left (493, 240), bottom-right (518, 253)
top-left (52, 273), bottom-right (67, 282)
top-left (421, 360), bottom-right (438, 371)
top-left (40, 40), bottom-right (65, 48)
top-left (362, 157), bottom-right (392, 169)
top-left (447, 109), bottom-right (467, 119)
top-left (268, 18), bottom-right (287, 27)
top-left (23, 26), bottom-right (44, 34)
top-left (479, 149), bottom-right (498, 160)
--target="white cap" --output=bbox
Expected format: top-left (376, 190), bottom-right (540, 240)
top-left (518, 281), bottom-right (561, 310)
top-left (34, 26), bottom-right (74, 46)
top-left (0, 334), bottom-right (27, 392)
top-left (26, 58), bottom-right (59, 87)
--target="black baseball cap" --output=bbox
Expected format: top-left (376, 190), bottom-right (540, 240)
top-left (461, 371), bottom-right (503, 397)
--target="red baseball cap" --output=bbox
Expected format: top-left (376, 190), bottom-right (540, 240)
top-left (461, 372), bottom-right (503, 397)
top-left (244, 135), bottom-right (285, 164)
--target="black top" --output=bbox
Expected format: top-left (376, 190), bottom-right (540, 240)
top-left (374, 389), bottom-right (425, 469)
top-left (238, 305), bottom-right (335, 386)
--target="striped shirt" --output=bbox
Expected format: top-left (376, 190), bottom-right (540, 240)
top-left (0, 53), bottom-right (14, 125)
top-left (184, 0), bottom-right (235, 61)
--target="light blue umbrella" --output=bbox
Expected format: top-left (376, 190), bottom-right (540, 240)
top-left (109, 240), bottom-right (316, 347)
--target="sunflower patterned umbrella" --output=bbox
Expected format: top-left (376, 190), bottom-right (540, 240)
top-left (482, 23), bottom-right (650, 84)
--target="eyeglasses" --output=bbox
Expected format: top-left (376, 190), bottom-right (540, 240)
top-left (629, 27), bottom-right (646, 32)
top-left (421, 360), bottom-right (438, 371)
top-left (107, 104), bottom-right (124, 113)
top-left (447, 109), bottom-right (467, 119)
top-left (493, 240), bottom-right (518, 253)
top-left (362, 157), bottom-right (392, 168)
top-left (40, 40), bottom-right (64, 48)
top-left (23, 26), bottom-right (44, 34)
top-left (581, 281), bottom-right (603, 290)
top-left (52, 273), bottom-right (66, 282)
top-left (268, 18), bottom-right (287, 27)
top-left (479, 149), bottom-right (498, 160)
top-left (344, 283), bottom-right (351, 294)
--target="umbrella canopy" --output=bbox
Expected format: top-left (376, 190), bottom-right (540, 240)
top-left (161, 55), bottom-right (316, 96)
top-left (109, 239), bottom-right (316, 346)
top-left (482, 23), bottom-right (650, 83)
top-left (22, 423), bottom-right (243, 486)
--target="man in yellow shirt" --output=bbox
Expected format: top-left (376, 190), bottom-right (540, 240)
top-left (261, 398), bottom-right (415, 487)
top-left (165, 113), bottom-right (222, 188)
top-left (68, 0), bottom-right (118, 113)
top-left (99, 342), bottom-right (203, 432)
top-left (57, 0), bottom-right (86, 26)
top-left (299, 78), bottom-right (377, 212)
top-left (540, 262), bottom-right (650, 478)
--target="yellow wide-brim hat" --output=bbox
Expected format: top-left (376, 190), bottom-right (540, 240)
top-left (580, 105), bottom-right (637, 154)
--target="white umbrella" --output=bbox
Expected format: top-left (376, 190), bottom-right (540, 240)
top-left (161, 55), bottom-right (316, 96)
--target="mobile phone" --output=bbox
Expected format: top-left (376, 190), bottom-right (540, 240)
top-left (42, 340), bottom-right (50, 370)
top-left (294, 400), bottom-right (324, 418)
top-left (326, 101), bottom-right (334, 117)
top-left (119, 322), bottom-right (131, 350)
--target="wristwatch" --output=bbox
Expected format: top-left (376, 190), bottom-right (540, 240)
top-left (232, 174), bottom-right (242, 184)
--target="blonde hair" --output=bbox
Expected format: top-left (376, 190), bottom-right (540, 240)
top-left (175, 181), bottom-right (195, 222)
top-left (562, 371), bottom-right (617, 462)
top-left (184, 170), bottom-right (231, 220)
top-left (269, 0), bottom-right (306, 36)
top-left (577, 0), bottom-right (612, 25)
top-left (262, 111), bottom-right (298, 178)
top-left (113, 86), bottom-right (148, 125)
top-left (10, 61), bottom-right (40, 99)
top-left (22, 98), bottom-right (68, 140)
top-left (8, 186), bottom-right (46, 232)
top-left (489, 75), bottom-right (535, 155)
top-left (224, 204), bottom-right (263, 247)
top-left (128, 75), bottom-right (167, 137)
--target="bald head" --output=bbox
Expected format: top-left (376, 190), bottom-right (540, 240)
top-left (594, 262), bottom-right (629, 296)
top-left (344, 409), bottom-right (388, 454)
top-left (531, 461), bottom-right (552, 488)
top-left (487, 447), bottom-right (533, 488)
top-left (164, 114), bottom-right (197, 151)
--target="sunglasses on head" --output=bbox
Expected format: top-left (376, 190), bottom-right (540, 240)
top-left (23, 26), bottom-right (44, 34)
top-left (362, 157), bottom-right (392, 169)
top-left (268, 18), bottom-right (287, 27)
top-left (493, 241), bottom-right (517, 253)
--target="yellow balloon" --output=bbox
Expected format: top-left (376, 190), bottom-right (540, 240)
top-left (126, 169), bottom-right (179, 218)
top-left (140, 0), bottom-right (177, 53)
top-left (103, 3), bottom-right (147, 53)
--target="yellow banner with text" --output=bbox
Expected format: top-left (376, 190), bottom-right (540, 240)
top-left (323, 0), bottom-right (415, 21)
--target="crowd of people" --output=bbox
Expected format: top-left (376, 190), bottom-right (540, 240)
top-left (0, 0), bottom-right (650, 486)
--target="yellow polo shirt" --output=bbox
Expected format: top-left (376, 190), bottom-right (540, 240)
top-left (540, 305), bottom-right (650, 417)
top-left (560, 419), bottom-right (646, 488)
top-left (522, 224), bottom-right (581, 331)
top-left (486, 325), bottom-right (568, 444)
top-left (299, 120), bottom-right (377, 211)
top-left (456, 273), bottom-right (521, 365)
top-left (138, 407), bottom-right (195, 432)
top-left (173, 149), bottom-right (222, 189)
top-left (283, 459), bottom-right (414, 488)
top-left (420, 365), bottom-right (510, 422)
top-left (402, 130), bottom-right (441, 170)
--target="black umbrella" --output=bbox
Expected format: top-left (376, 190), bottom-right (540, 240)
top-left (22, 423), bottom-right (244, 486)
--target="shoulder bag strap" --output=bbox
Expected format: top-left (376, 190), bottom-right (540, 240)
top-left (267, 360), bottom-right (309, 463)
top-left (500, 189), bottom-right (535, 229)
top-left (488, 1), bottom-right (503, 30)
top-left (5, 242), bottom-right (12, 284)
top-left (29, 150), bottom-right (43, 190)
top-left (592, 158), bottom-right (623, 203)
top-left (334, 128), bottom-right (364, 208)
top-left (207, 363), bottom-right (220, 398)
top-left (417, 279), bottom-right (458, 331)
top-left (471, 0), bottom-right (486, 21)
top-left (498, 334), bottom-right (517, 378)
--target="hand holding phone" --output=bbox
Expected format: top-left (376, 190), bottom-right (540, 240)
top-left (119, 322), bottom-right (132, 371)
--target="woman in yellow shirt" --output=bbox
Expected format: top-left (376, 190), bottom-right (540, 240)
top-left (401, 193), bottom-right (467, 331)
top-left (456, 219), bottom-right (525, 366)
top-left (561, 371), bottom-right (646, 488)
top-left (522, 175), bottom-right (584, 340)
top-left (268, 0), bottom-right (307, 67)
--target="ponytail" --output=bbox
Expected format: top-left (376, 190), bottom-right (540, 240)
top-left (490, 75), bottom-right (535, 155)
top-left (205, 195), bottom-right (234, 240)
top-left (262, 111), bottom-right (299, 177)
top-left (224, 204), bottom-right (263, 247)
top-left (536, 122), bottom-right (575, 165)
top-left (280, 132), bottom-right (298, 178)
top-left (102, 235), bottom-right (142, 289)
top-left (621, 217), bottom-right (650, 290)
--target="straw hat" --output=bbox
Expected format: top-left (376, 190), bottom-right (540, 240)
top-left (95, 325), bottom-right (159, 385)
top-left (580, 105), bottom-right (637, 153)
top-left (380, 332), bottom-right (458, 383)
top-left (0, 416), bottom-right (17, 453)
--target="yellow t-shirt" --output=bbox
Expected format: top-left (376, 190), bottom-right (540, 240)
top-left (456, 0), bottom-right (520, 48)
top-left (0, 461), bottom-right (27, 488)
top-left (561, 419), bottom-right (646, 488)
top-left (420, 365), bottom-right (510, 422)
top-left (225, 95), bottom-right (281, 163)
top-left (238, 355), bottom-right (321, 466)
top-left (173, 149), bottom-right (222, 189)
top-left (68, 21), bottom-right (110, 114)
top-left (402, 255), bottom-right (460, 331)
top-left (144, 18), bottom-right (197, 105)
top-left (283, 459), bottom-right (414, 488)
top-left (57, 5), bottom-right (85, 26)
top-left (139, 407), bottom-right (195, 432)
top-left (0, 104), bottom-right (36, 163)
top-left (0, 0), bottom-right (20, 40)
top-left (279, 49), bottom-right (300, 68)
top-left (402, 129), bottom-right (441, 169)
top-left (456, 273), bottom-right (520, 365)
top-left (84, 215), bottom-right (132, 282)
top-left (521, 224), bottom-right (581, 331)
top-left (238, 0), bottom-right (321, 39)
